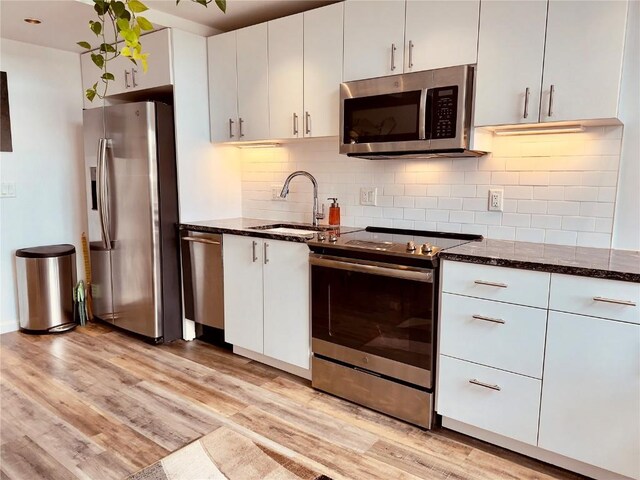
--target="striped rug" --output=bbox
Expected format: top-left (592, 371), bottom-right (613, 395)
top-left (127, 426), bottom-right (332, 480)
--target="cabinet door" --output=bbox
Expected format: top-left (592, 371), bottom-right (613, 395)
top-left (132, 28), bottom-right (173, 91)
top-left (343, 0), bottom-right (406, 81)
top-left (236, 23), bottom-right (270, 141)
top-left (263, 240), bottom-right (310, 369)
top-left (404, 0), bottom-right (480, 73)
top-left (474, 1), bottom-right (547, 127)
top-left (303, 3), bottom-right (344, 137)
top-left (538, 312), bottom-right (640, 479)
top-left (541, 0), bottom-right (628, 123)
top-left (208, 31), bottom-right (239, 142)
top-left (222, 235), bottom-right (264, 354)
top-left (268, 15), bottom-right (304, 139)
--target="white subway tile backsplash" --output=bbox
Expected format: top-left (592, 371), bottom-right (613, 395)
top-left (240, 126), bottom-right (620, 249)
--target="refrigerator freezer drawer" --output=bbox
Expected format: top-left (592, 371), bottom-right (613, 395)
top-left (181, 232), bottom-right (224, 329)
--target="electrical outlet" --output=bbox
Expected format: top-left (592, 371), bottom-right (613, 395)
top-left (271, 185), bottom-right (286, 201)
top-left (488, 188), bottom-right (503, 212)
top-left (360, 187), bottom-right (377, 206)
top-left (0, 182), bottom-right (16, 198)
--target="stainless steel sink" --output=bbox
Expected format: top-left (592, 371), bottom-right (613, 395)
top-left (248, 223), bottom-right (333, 237)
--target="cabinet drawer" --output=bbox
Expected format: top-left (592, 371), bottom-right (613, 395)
top-left (549, 274), bottom-right (640, 324)
top-left (437, 355), bottom-right (541, 445)
top-left (440, 294), bottom-right (547, 378)
top-left (442, 261), bottom-right (550, 308)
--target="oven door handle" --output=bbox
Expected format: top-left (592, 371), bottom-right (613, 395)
top-left (310, 255), bottom-right (433, 283)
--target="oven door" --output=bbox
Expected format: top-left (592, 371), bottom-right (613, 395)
top-left (310, 254), bottom-right (435, 389)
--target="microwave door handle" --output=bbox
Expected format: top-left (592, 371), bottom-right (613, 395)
top-left (419, 89), bottom-right (427, 140)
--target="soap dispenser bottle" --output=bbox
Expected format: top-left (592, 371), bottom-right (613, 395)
top-left (328, 198), bottom-right (340, 226)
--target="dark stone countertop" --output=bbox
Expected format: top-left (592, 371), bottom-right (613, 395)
top-left (440, 238), bottom-right (640, 283)
top-left (179, 217), bottom-right (362, 243)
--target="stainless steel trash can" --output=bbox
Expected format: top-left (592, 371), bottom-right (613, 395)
top-left (15, 244), bottom-right (77, 333)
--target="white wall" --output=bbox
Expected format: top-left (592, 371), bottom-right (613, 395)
top-left (0, 39), bottom-right (87, 333)
top-left (172, 29), bottom-right (242, 222)
top-left (612, 0), bottom-right (640, 251)
top-left (240, 127), bottom-right (624, 249)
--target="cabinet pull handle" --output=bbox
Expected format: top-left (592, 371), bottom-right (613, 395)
top-left (182, 236), bottom-right (221, 245)
top-left (593, 296), bottom-right (636, 307)
top-left (264, 242), bottom-right (269, 264)
top-left (523, 87), bottom-right (530, 119)
top-left (239, 118), bottom-right (245, 137)
top-left (229, 119), bottom-right (235, 138)
top-left (472, 314), bottom-right (506, 325)
top-left (474, 280), bottom-right (508, 288)
top-left (293, 113), bottom-right (299, 136)
top-left (305, 111), bottom-right (311, 135)
top-left (390, 43), bottom-right (397, 71)
top-left (408, 40), bottom-right (414, 68)
top-left (548, 84), bottom-right (555, 117)
top-left (252, 240), bottom-right (258, 262)
top-left (469, 379), bottom-right (501, 391)
top-left (131, 68), bottom-right (138, 87)
top-left (124, 70), bottom-right (131, 88)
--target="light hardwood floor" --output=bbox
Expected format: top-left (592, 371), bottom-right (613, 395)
top-left (0, 323), bottom-right (586, 480)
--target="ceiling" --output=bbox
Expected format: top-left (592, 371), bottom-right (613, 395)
top-left (0, 0), bottom-right (340, 53)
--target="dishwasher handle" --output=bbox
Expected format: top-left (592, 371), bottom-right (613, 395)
top-left (182, 236), bottom-right (221, 246)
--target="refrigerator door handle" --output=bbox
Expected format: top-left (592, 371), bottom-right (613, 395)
top-left (97, 138), bottom-right (112, 250)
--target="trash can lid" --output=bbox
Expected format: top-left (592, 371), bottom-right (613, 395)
top-left (16, 244), bottom-right (76, 258)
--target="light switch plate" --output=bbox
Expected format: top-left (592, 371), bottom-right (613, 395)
top-left (488, 188), bottom-right (503, 212)
top-left (360, 187), bottom-right (377, 206)
top-left (0, 182), bottom-right (16, 198)
top-left (271, 185), bottom-right (286, 201)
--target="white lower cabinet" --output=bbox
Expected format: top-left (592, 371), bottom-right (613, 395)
top-left (438, 355), bottom-right (542, 445)
top-left (223, 234), bottom-right (310, 369)
top-left (538, 311), bottom-right (640, 479)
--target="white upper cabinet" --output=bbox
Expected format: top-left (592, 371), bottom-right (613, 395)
top-left (474, 1), bottom-right (547, 127)
top-left (268, 15), bottom-right (304, 139)
top-left (404, 0), bottom-right (480, 73)
top-left (343, 0), bottom-right (406, 81)
top-left (303, 3), bottom-right (344, 137)
top-left (208, 31), bottom-right (238, 142)
top-left (540, 0), bottom-right (628, 123)
top-left (236, 23), bottom-right (270, 141)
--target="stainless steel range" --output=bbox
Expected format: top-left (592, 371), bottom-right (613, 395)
top-left (307, 227), bottom-right (481, 428)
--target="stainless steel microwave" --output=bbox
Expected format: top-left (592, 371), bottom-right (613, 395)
top-left (339, 65), bottom-right (484, 159)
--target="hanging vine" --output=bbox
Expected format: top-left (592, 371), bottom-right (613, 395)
top-left (78, 0), bottom-right (226, 102)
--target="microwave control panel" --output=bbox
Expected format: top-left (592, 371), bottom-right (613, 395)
top-left (426, 86), bottom-right (458, 140)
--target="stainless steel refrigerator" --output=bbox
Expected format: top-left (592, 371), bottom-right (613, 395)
top-left (83, 102), bottom-right (181, 342)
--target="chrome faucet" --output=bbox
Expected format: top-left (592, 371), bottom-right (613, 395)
top-left (279, 170), bottom-right (325, 226)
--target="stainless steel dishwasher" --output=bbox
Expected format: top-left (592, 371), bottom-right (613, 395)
top-left (181, 231), bottom-right (224, 329)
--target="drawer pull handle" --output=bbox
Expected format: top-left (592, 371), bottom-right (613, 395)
top-left (474, 280), bottom-right (508, 288)
top-left (469, 379), bottom-right (501, 391)
top-left (472, 314), bottom-right (506, 325)
top-left (593, 296), bottom-right (636, 307)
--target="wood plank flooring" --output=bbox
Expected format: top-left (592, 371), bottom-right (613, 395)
top-left (0, 323), bottom-right (586, 480)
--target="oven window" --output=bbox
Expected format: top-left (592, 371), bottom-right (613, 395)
top-left (312, 265), bottom-right (433, 370)
top-left (343, 90), bottom-right (422, 144)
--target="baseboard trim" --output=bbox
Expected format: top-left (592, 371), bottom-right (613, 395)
top-left (441, 417), bottom-right (634, 480)
top-left (233, 346), bottom-right (311, 380)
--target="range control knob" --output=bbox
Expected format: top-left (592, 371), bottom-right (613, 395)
top-left (421, 243), bottom-right (433, 254)
top-left (406, 241), bottom-right (416, 252)
top-left (329, 234), bottom-right (338, 243)
top-left (317, 232), bottom-right (326, 241)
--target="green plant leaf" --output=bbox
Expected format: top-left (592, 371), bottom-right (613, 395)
top-left (101, 72), bottom-right (115, 81)
top-left (91, 53), bottom-right (105, 68)
top-left (120, 46), bottom-right (131, 57)
top-left (137, 16), bottom-right (153, 30)
top-left (176, 0), bottom-right (181, 4)
top-left (195, 0), bottom-right (207, 6)
top-left (127, 0), bottom-right (148, 13)
top-left (93, 0), bottom-right (108, 16)
top-left (215, 0), bottom-right (226, 13)
top-left (90, 20), bottom-right (102, 36)
top-left (116, 18), bottom-right (130, 32)
top-left (122, 30), bottom-right (138, 44)
top-left (86, 88), bottom-right (97, 102)
top-left (77, 41), bottom-right (92, 49)
top-left (111, 1), bottom-right (126, 17)
top-left (100, 42), bottom-right (117, 53)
